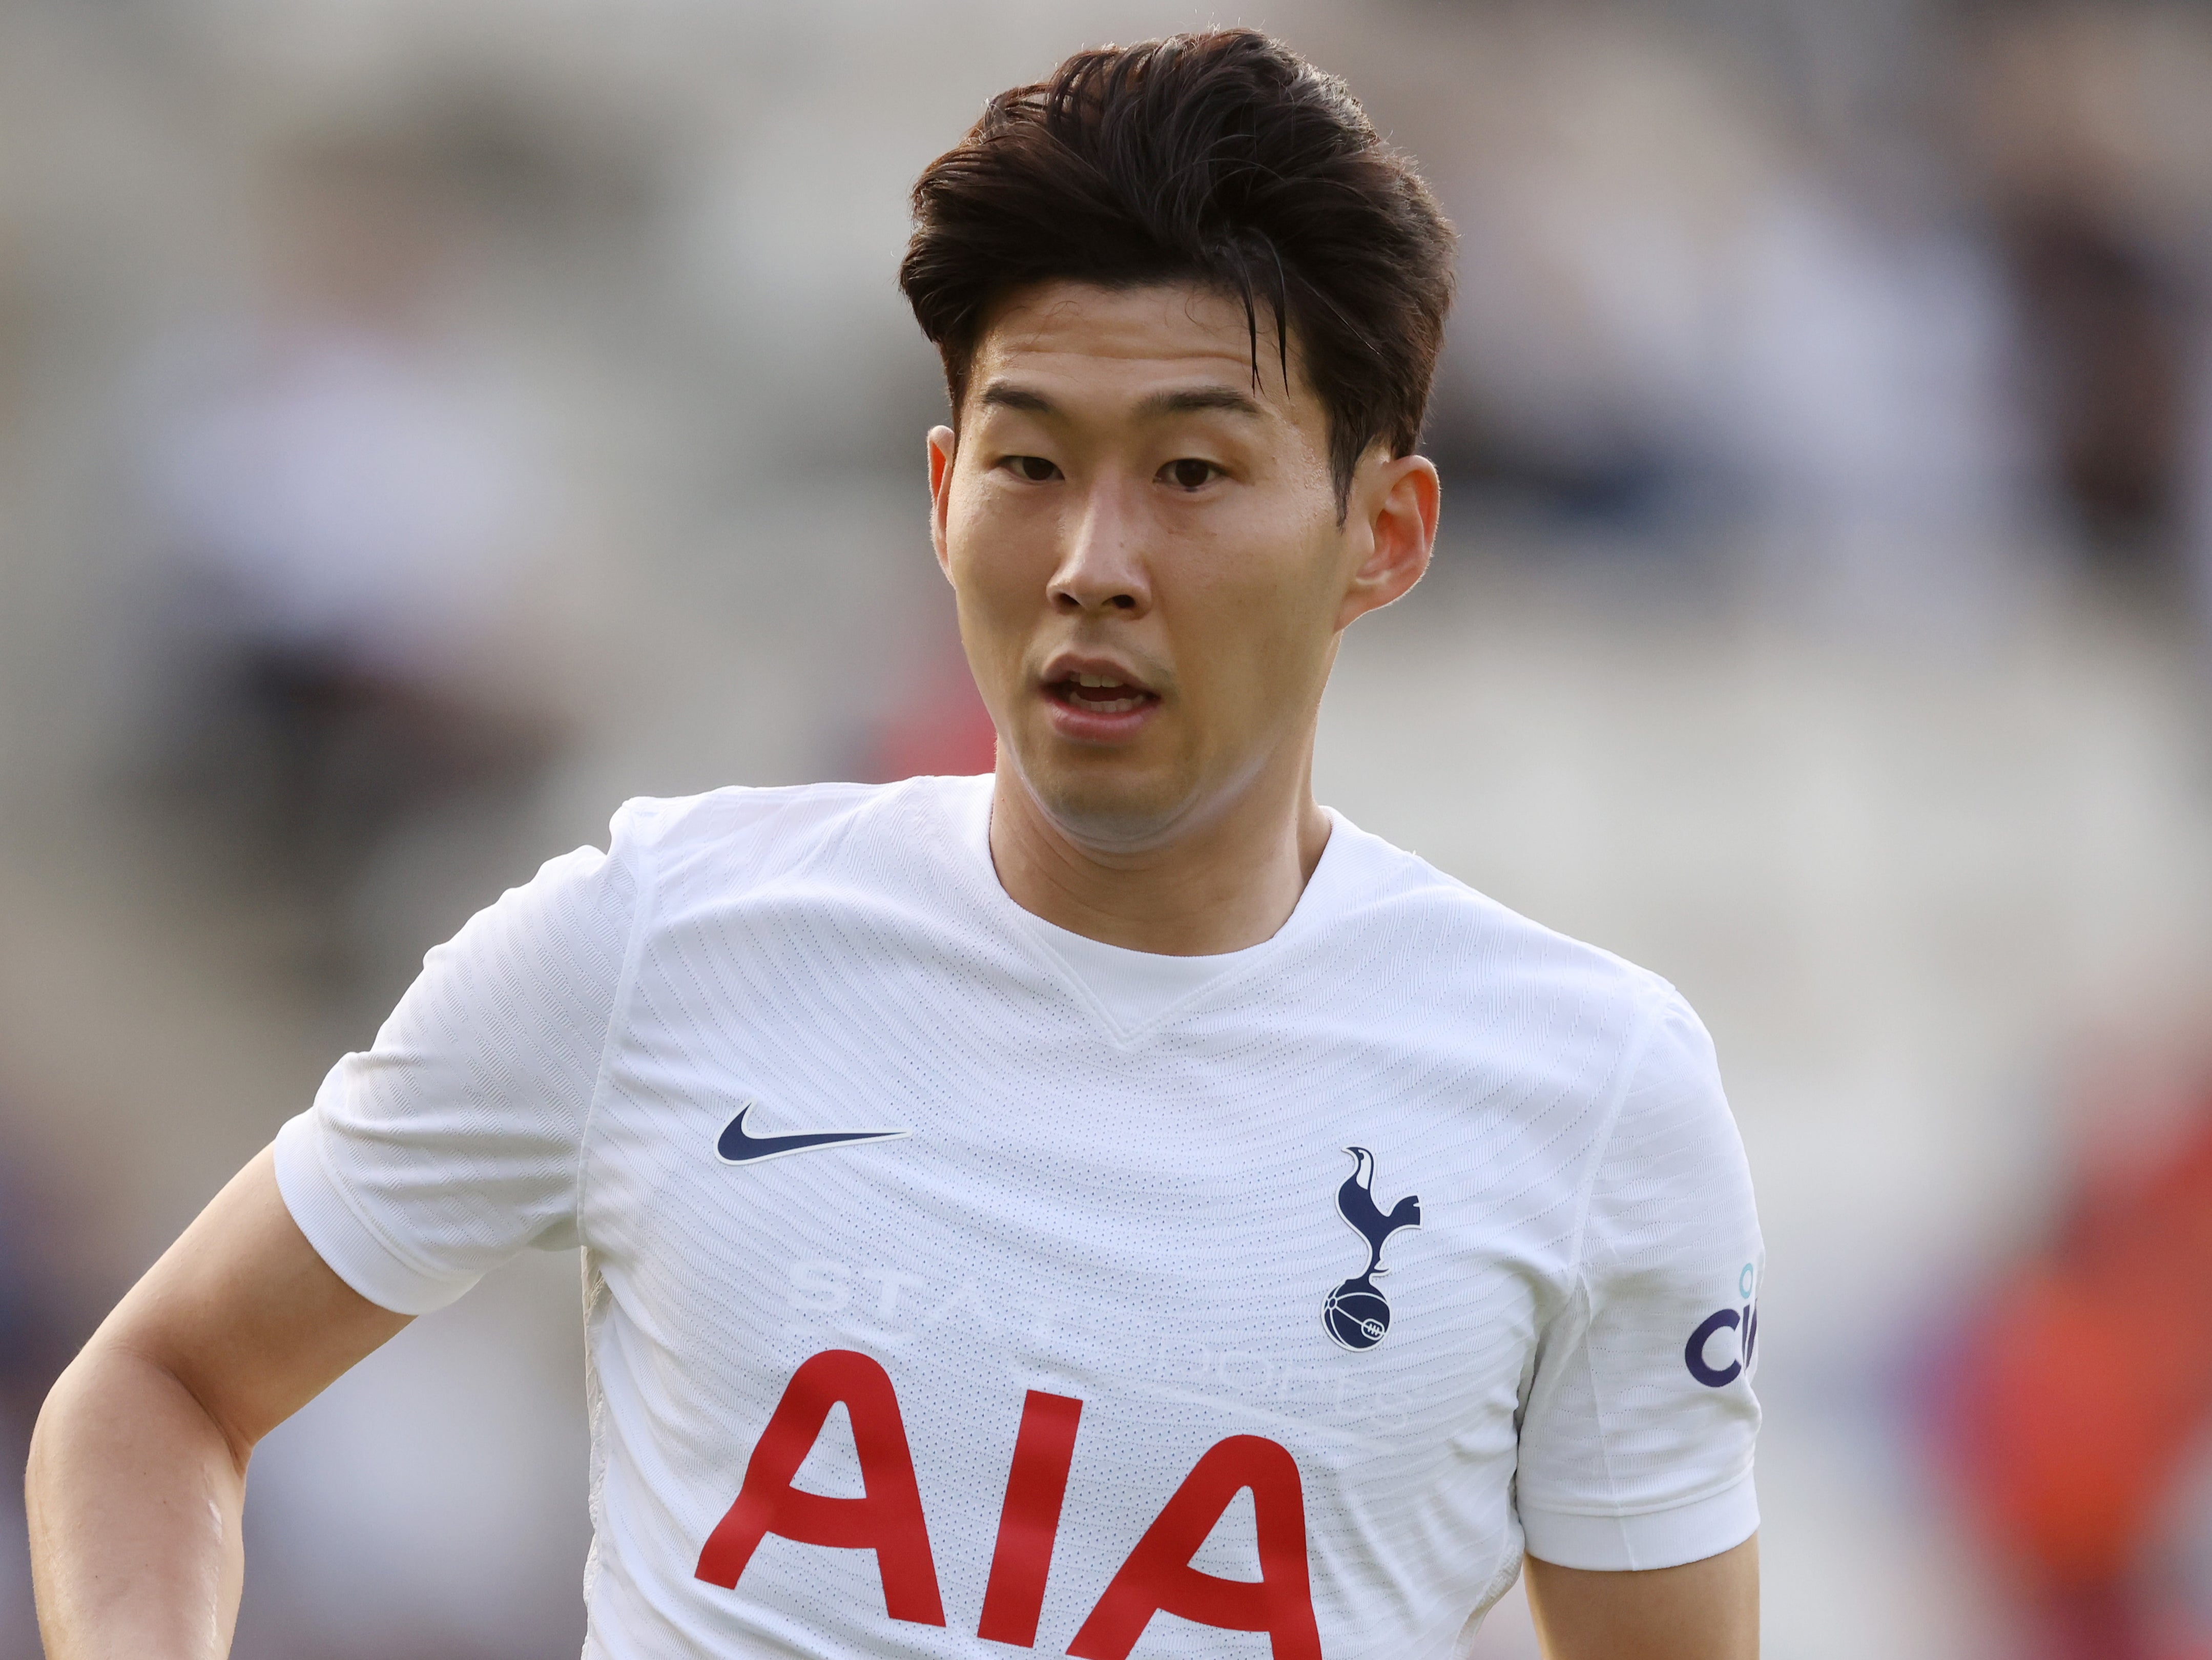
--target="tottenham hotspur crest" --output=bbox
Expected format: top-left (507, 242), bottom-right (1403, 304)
top-left (1322, 1147), bottom-right (1421, 1352)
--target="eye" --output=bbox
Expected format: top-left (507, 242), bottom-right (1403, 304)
top-left (1003, 455), bottom-right (1061, 483)
top-left (1160, 458), bottom-right (1220, 491)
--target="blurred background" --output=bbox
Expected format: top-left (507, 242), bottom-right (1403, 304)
top-left (3, 0), bottom-right (2210, 1654)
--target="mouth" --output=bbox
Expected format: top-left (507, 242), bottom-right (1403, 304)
top-left (1045, 670), bottom-right (1159, 716)
top-left (1037, 658), bottom-right (1162, 741)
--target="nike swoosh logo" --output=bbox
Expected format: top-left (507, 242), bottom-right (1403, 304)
top-left (715, 1102), bottom-right (908, 1166)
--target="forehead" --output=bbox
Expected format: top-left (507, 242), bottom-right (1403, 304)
top-left (966, 280), bottom-right (1317, 423)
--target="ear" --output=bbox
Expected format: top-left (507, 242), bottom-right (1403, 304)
top-left (1336, 451), bottom-right (1438, 631)
top-left (927, 425), bottom-right (958, 584)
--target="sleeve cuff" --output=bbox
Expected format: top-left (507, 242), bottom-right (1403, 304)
top-left (1519, 1471), bottom-right (1759, 1572)
top-left (273, 1110), bottom-right (486, 1317)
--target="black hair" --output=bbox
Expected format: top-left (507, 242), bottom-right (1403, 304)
top-left (899, 29), bottom-right (1457, 502)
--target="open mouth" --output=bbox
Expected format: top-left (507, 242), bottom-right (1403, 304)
top-left (1045, 672), bottom-right (1159, 717)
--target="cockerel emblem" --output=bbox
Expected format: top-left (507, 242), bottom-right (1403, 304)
top-left (1321, 1147), bottom-right (1421, 1352)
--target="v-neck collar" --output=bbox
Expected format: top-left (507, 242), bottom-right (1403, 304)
top-left (935, 774), bottom-right (1353, 1040)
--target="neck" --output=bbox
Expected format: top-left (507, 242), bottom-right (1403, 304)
top-left (986, 754), bottom-right (1332, 957)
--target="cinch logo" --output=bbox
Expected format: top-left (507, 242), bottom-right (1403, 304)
top-left (695, 1350), bottom-right (1322, 1658)
top-left (1684, 1264), bottom-right (1760, 1389)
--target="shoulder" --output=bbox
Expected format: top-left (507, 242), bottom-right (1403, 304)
top-left (603, 774), bottom-right (983, 899)
top-left (1321, 815), bottom-right (1685, 1044)
top-left (610, 778), bottom-right (886, 860)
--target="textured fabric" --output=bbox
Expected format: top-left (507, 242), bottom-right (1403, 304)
top-left (1015, 914), bottom-right (1262, 1033)
top-left (275, 774), bottom-right (1763, 1659)
top-left (275, 839), bottom-right (635, 1313)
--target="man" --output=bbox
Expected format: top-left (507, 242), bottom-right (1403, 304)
top-left (28, 30), bottom-right (1762, 1659)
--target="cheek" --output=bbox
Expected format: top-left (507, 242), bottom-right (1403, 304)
top-left (1171, 539), bottom-right (1339, 724)
top-left (945, 495), bottom-right (1056, 688)
top-left (946, 491), bottom-right (1033, 609)
top-left (1194, 520), bottom-right (1340, 648)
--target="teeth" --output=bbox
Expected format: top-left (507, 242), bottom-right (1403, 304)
top-left (1074, 673), bottom-right (1125, 689)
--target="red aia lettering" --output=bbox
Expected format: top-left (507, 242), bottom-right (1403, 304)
top-left (697, 1356), bottom-right (1321, 1655)
top-left (1067, 1434), bottom-right (1322, 1660)
top-left (977, 1390), bottom-right (1085, 1646)
top-left (693, 1348), bottom-right (946, 1626)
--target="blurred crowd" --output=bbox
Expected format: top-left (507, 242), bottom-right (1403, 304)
top-left (2, 2), bottom-right (2210, 1656)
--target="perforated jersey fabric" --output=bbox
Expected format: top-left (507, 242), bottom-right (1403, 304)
top-left (274, 773), bottom-right (1763, 1659)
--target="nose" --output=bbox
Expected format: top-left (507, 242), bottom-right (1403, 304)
top-left (1049, 481), bottom-right (1152, 617)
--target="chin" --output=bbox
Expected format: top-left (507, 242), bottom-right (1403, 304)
top-left (1016, 750), bottom-right (1193, 852)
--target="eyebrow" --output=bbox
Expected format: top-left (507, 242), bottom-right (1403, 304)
top-left (1138, 386), bottom-right (1267, 419)
top-left (977, 382), bottom-right (1055, 414)
top-left (974, 381), bottom-right (1269, 420)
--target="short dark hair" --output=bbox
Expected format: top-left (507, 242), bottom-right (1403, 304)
top-left (899, 29), bottom-right (1456, 503)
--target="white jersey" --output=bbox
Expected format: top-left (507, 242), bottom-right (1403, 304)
top-left (275, 774), bottom-right (1762, 1659)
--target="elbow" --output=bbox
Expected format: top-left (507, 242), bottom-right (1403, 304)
top-left (32, 1331), bottom-right (260, 1492)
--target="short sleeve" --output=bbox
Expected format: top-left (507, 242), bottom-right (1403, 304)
top-left (273, 814), bottom-right (645, 1315)
top-left (1514, 988), bottom-right (1764, 1571)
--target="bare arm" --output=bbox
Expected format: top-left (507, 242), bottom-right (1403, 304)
top-left (1525, 1536), bottom-right (1759, 1660)
top-left (26, 1146), bottom-right (412, 1660)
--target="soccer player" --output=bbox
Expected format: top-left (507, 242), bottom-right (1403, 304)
top-left (28, 30), bottom-right (1762, 1659)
